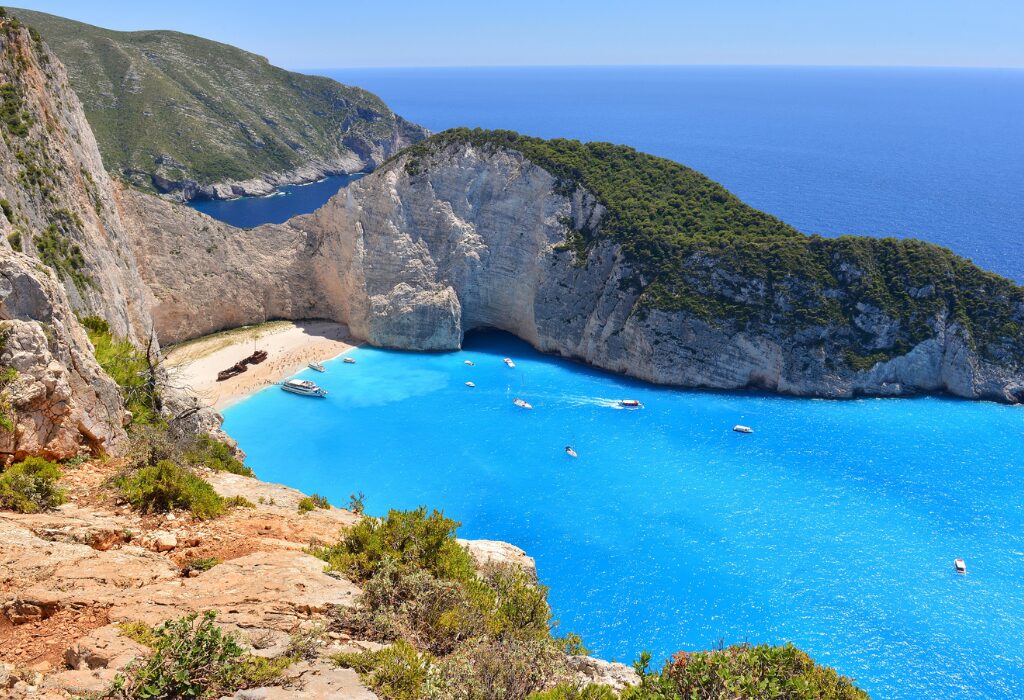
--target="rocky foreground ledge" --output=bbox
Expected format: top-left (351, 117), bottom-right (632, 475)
top-left (0, 462), bottom-right (637, 698)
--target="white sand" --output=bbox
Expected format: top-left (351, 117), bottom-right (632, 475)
top-left (164, 320), bottom-right (357, 410)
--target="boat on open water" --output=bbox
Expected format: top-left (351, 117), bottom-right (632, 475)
top-left (281, 379), bottom-right (328, 397)
top-left (504, 358), bottom-right (516, 368)
top-left (565, 446), bottom-right (578, 458)
top-left (733, 425), bottom-right (754, 434)
top-left (619, 399), bottom-right (642, 409)
top-left (513, 397), bottom-right (532, 409)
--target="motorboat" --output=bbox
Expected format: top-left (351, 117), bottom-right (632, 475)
top-left (308, 361), bottom-right (326, 372)
top-left (954, 558), bottom-right (967, 574)
top-left (503, 358), bottom-right (516, 368)
top-left (465, 381), bottom-right (476, 387)
top-left (618, 399), bottom-right (642, 408)
top-left (281, 379), bottom-right (328, 397)
top-left (343, 357), bottom-right (356, 364)
top-left (733, 425), bottom-right (754, 434)
top-left (565, 446), bottom-right (578, 458)
top-left (513, 397), bottom-right (532, 409)
top-left (464, 360), bottom-right (475, 366)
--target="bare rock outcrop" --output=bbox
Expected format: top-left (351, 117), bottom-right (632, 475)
top-left (0, 255), bottom-right (126, 459)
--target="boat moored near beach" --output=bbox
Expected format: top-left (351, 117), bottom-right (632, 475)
top-left (308, 361), bottom-right (326, 372)
top-left (343, 357), bottom-right (356, 364)
top-left (281, 379), bottom-right (328, 397)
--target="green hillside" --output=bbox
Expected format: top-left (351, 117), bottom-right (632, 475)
top-left (11, 8), bottom-right (425, 194)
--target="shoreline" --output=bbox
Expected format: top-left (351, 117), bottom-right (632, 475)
top-left (163, 320), bottom-right (357, 411)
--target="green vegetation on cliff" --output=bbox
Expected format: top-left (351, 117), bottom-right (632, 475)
top-left (400, 129), bottom-right (1024, 370)
top-left (10, 8), bottom-right (425, 193)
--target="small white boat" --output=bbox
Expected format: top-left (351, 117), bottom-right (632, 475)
top-left (465, 381), bottom-right (476, 388)
top-left (281, 379), bottom-right (328, 397)
top-left (513, 397), bottom-right (532, 409)
top-left (619, 399), bottom-right (642, 409)
top-left (503, 358), bottom-right (516, 368)
top-left (464, 360), bottom-right (475, 366)
top-left (565, 446), bottom-right (578, 458)
top-left (954, 558), bottom-right (967, 574)
top-left (308, 361), bottom-right (326, 372)
top-left (343, 357), bottom-right (356, 364)
top-left (733, 425), bottom-right (754, 434)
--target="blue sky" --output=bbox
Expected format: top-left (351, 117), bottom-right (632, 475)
top-left (9, 1), bottom-right (1024, 69)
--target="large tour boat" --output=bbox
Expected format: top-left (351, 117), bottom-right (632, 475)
top-left (281, 379), bottom-right (328, 397)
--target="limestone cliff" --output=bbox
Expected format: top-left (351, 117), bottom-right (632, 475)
top-left (126, 135), bottom-right (1024, 403)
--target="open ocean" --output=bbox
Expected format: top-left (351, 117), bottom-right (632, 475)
top-left (215, 67), bottom-right (1024, 698)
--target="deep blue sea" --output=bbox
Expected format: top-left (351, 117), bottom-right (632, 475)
top-left (214, 67), bottom-right (1024, 698)
top-left (312, 66), bottom-right (1024, 283)
top-left (188, 174), bottom-right (362, 228)
top-left (223, 332), bottom-right (1024, 700)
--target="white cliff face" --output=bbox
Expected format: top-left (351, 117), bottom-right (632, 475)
top-left (125, 141), bottom-right (1024, 404)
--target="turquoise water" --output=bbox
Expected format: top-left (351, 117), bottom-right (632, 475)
top-left (188, 174), bottom-right (363, 228)
top-left (222, 331), bottom-right (1024, 699)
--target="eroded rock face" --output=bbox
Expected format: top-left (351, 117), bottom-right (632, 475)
top-left (124, 140), bottom-right (1024, 403)
top-left (0, 256), bottom-right (126, 459)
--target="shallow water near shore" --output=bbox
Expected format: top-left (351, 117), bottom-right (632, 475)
top-left (222, 331), bottom-right (1024, 699)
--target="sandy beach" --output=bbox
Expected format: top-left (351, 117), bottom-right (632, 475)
top-left (164, 320), bottom-right (357, 410)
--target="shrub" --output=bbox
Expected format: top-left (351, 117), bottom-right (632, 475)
top-left (182, 557), bottom-right (221, 575)
top-left (311, 506), bottom-right (476, 583)
top-left (297, 493), bottom-right (330, 513)
top-left (110, 611), bottom-right (289, 699)
top-left (428, 637), bottom-right (565, 700)
top-left (185, 434), bottom-right (253, 477)
top-left (115, 460), bottom-right (224, 519)
top-left (616, 644), bottom-right (869, 700)
top-left (81, 315), bottom-right (157, 425)
top-left (348, 490), bottom-right (366, 515)
top-left (224, 494), bottom-right (256, 509)
top-left (0, 456), bottom-right (65, 513)
top-left (333, 640), bottom-right (431, 700)
top-left (117, 620), bottom-right (159, 648)
top-left (528, 684), bottom-right (617, 700)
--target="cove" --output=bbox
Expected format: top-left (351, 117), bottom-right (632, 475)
top-left (187, 173), bottom-right (363, 227)
top-left (221, 330), bottom-right (1024, 699)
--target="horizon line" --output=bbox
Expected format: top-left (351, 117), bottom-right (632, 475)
top-left (292, 62), bottom-right (1024, 73)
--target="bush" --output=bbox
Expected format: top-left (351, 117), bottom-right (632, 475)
top-left (617, 644), bottom-right (869, 700)
top-left (81, 315), bottom-right (157, 425)
top-left (348, 490), bottom-right (366, 515)
top-left (110, 611), bottom-right (290, 699)
top-left (182, 557), bottom-right (221, 575)
top-left (333, 640), bottom-right (431, 700)
top-left (428, 637), bottom-right (565, 700)
top-left (0, 456), bottom-right (65, 513)
top-left (312, 506), bottom-right (476, 583)
top-left (115, 460), bottom-right (224, 519)
top-left (529, 684), bottom-right (617, 700)
top-left (297, 493), bottom-right (330, 513)
top-left (185, 434), bottom-right (253, 477)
